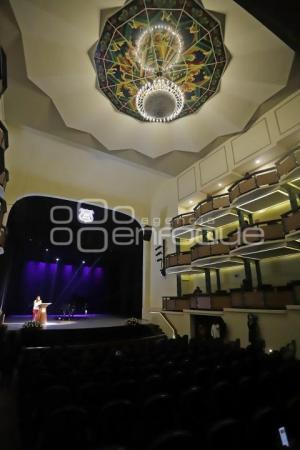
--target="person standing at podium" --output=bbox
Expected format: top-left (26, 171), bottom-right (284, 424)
top-left (33, 295), bottom-right (42, 321)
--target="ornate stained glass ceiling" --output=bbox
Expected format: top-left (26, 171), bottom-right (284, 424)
top-left (94, 0), bottom-right (228, 122)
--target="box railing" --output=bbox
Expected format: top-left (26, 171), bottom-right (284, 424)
top-left (228, 167), bottom-right (280, 203)
top-left (165, 251), bottom-right (191, 268)
top-left (194, 193), bottom-right (230, 219)
top-left (170, 212), bottom-right (195, 229)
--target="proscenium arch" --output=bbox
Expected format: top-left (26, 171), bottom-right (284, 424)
top-left (0, 194), bottom-right (144, 318)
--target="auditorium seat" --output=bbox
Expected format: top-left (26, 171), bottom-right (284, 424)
top-left (14, 337), bottom-right (300, 450)
top-left (142, 393), bottom-right (177, 440)
top-left (178, 386), bottom-right (208, 431)
top-left (207, 418), bottom-right (245, 450)
top-left (37, 405), bottom-right (90, 450)
top-left (236, 376), bottom-right (257, 418)
top-left (98, 399), bottom-right (135, 447)
top-left (285, 396), bottom-right (300, 442)
top-left (42, 385), bottom-right (72, 415)
top-left (251, 407), bottom-right (281, 450)
top-left (148, 430), bottom-right (196, 450)
top-left (142, 373), bottom-right (164, 398)
top-left (210, 381), bottom-right (236, 420)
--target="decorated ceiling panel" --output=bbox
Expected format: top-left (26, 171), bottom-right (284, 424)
top-left (94, 0), bottom-right (228, 122)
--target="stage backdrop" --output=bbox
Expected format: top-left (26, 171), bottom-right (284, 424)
top-left (4, 253), bottom-right (142, 317)
top-left (21, 261), bottom-right (105, 314)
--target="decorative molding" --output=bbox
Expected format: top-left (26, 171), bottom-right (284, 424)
top-left (274, 92), bottom-right (300, 135)
top-left (231, 118), bottom-right (272, 165)
top-left (199, 145), bottom-right (228, 185)
top-left (177, 167), bottom-right (197, 201)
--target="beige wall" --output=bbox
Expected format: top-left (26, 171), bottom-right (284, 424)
top-left (146, 177), bottom-right (178, 316)
top-left (5, 124), bottom-right (169, 219)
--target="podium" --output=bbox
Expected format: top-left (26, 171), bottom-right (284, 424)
top-left (38, 303), bottom-right (52, 325)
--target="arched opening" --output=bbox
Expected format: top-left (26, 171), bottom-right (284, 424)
top-left (0, 195), bottom-right (143, 318)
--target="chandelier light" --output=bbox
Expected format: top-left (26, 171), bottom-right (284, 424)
top-left (135, 24), bottom-right (183, 73)
top-left (136, 77), bottom-right (184, 123)
top-left (94, 0), bottom-right (228, 122)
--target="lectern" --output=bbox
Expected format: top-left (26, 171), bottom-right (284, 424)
top-left (38, 303), bottom-right (52, 325)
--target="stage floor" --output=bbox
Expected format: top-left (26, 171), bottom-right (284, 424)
top-left (5, 314), bottom-right (144, 331)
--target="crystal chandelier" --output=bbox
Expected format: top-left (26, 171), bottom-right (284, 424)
top-left (135, 24), bottom-right (185, 123)
top-left (135, 24), bottom-right (183, 74)
top-left (94, 0), bottom-right (228, 123)
top-left (136, 78), bottom-right (184, 123)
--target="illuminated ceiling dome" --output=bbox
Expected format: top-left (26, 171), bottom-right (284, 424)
top-left (94, 0), bottom-right (229, 122)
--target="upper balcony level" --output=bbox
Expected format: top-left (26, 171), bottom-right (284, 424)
top-left (191, 239), bottom-right (243, 269)
top-left (165, 251), bottom-right (202, 275)
top-left (282, 209), bottom-right (300, 241)
top-left (277, 150), bottom-right (300, 186)
top-left (170, 212), bottom-right (196, 238)
top-left (230, 217), bottom-right (300, 259)
top-left (228, 167), bottom-right (289, 213)
top-left (194, 193), bottom-right (238, 228)
top-left (172, 147), bottom-right (300, 235)
top-left (166, 209), bottom-right (300, 275)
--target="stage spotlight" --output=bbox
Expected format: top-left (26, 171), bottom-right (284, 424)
top-left (46, 248), bottom-right (49, 252)
top-left (82, 260), bottom-right (86, 264)
top-left (56, 257), bottom-right (60, 262)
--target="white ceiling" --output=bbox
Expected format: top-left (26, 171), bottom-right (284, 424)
top-left (9, 0), bottom-right (294, 160)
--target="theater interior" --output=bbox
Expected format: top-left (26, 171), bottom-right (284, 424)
top-left (0, 0), bottom-right (300, 449)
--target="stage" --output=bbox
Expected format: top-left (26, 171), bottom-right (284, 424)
top-left (5, 314), bottom-right (143, 331)
top-left (4, 314), bottom-right (164, 347)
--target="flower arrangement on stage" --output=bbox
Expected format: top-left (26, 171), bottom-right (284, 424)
top-left (22, 321), bottom-right (43, 330)
top-left (126, 317), bottom-right (139, 327)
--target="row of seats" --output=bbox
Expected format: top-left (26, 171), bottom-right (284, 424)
top-left (17, 337), bottom-right (300, 450)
